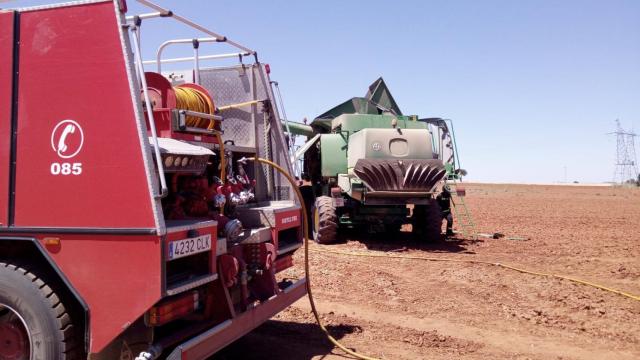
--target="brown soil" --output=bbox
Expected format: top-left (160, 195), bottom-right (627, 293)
top-left (215, 184), bottom-right (640, 359)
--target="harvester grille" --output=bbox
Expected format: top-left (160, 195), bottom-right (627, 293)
top-left (354, 159), bottom-right (446, 192)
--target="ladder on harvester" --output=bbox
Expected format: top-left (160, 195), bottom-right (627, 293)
top-left (431, 118), bottom-right (476, 239)
top-left (445, 176), bottom-right (477, 240)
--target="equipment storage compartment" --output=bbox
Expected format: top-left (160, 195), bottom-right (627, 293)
top-left (234, 201), bottom-right (303, 255)
top-left (165, 220), bottom-right (218, 296)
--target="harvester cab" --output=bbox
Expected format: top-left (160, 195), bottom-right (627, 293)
top-left (284, 78), bottom-right (465, 243)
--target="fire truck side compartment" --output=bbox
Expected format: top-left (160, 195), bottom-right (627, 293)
top-left (5, 1), bottom-right (164, 354)
top-left (0, 11), bottom-right (14, 227)
top-left (13, 1), bottom-right (158, 229)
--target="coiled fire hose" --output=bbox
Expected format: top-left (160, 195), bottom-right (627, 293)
top-left (174, 86), bottom-right (225, 182)
top-left (174, 86), bottom-right (215, 128)
top-left (240, 157), bottom-right (381, 360)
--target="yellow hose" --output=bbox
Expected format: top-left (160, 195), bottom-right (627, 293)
top-left (217, 99), bottom-right (262, 112)
top-left (174, 86), bottom-right (225, 192)
top-left (313, 248), bottom-right (640, 302)
top-left (174, 87), bottom-right (215, 128)
top-left (245, 157), bottom-right (380, 360)
top-left (242, 157), bottom-right (638, 360)
top-left (217, 135), bottom-right (225, 185)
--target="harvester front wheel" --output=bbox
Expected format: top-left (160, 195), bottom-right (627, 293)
top-left (413, 200), bottom-right (443, 241)
top-left (0, 262), bottom-right (81, 360)
top-left (312, 196), bottom-right (338, 244)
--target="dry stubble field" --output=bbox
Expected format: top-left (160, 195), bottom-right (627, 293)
top-left (215, 183), bottom-right (639, 360)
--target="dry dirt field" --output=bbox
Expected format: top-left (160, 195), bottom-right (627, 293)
top-left (216, 183), bottom-right (640, 359)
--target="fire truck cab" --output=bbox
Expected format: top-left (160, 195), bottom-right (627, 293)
top-left (0, 1), bottom-right (306, 359)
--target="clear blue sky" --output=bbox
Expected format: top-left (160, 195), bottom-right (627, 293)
top-left (9, 0), bottom-right (640, 183)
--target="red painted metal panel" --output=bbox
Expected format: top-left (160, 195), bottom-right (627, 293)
top-left (14, 2), bottom-right (155, 228)
top-left (37, 234), bottom-right (162, 353)
top-left (0, 12), bottom-right (14, 227)
top-left (272, 208), bottom-right (302, 255)
top-left (274, 208), bottom-right (301, 231)
top-left (274, 255), bottom-right (294, 273)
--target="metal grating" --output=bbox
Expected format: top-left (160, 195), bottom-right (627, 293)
top-left (199, 66), bottom-right (267, 148)
top-left (197, 64), bottom-right (295, 202)
top-left (354, 159), bottom-right (446, 192)
top-left (276, 186), bottom-right (290, 200)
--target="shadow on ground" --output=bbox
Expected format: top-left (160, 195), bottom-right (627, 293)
top-left (210, 320), bottom-right (359, 360)
top-left (337, 228), bottom-right (482, 254)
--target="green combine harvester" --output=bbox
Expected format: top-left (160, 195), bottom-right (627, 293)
top-left (284, 78), bottom-right (466, 243)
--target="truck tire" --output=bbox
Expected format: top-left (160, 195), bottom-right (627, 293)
top-left (312, 196), bottom-right (338, 244)
top-left (0, 262), bottom-right (81, 360)
top-left (413, 201), bottom-right (443, 241)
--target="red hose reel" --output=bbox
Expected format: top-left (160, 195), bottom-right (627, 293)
top-left (142, 71), bottom-right (220, 142)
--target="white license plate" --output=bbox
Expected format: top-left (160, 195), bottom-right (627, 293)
top-left (168, 234), bottom-right (211, 261)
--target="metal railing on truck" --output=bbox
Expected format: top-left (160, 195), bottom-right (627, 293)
top-left (126, 0), bottom-right (298, 205)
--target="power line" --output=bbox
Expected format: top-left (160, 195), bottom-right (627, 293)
top-left (608, 119), bottom-right (638, 184)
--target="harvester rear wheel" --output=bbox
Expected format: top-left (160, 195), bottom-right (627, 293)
top-left (312, 196), bottom-right (338, 244)
top-left (0, 262), bottom-right (82, 360)
top-left (413, 200), bottom-right (443, 241)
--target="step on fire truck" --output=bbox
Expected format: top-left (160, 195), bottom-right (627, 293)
top-left (0, 1), bottom-right (306, 359)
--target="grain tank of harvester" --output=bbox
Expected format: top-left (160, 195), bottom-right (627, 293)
top-left (0, 1), bottom-right (306, 359)
top-left (285, 78), bottom-right (465, 243)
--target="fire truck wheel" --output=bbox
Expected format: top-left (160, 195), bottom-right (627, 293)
top-left (0, 262), bottom-right (81, 360)
top-left (312, 196), bottom-right (338, 244)
top-left (413, 201), bottom-right (443, 241)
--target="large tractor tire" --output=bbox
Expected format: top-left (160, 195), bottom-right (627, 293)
top-left (312, 196), bottom-right (338, 244)
top-left (0, 262), bottom-right (81, 360)
top-left (413, 200), bottom-right (443, 241)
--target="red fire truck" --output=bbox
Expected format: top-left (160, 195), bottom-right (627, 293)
top-left (0, 1), bottom-right (306, 359)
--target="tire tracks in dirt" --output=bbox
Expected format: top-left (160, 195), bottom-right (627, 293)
top-left (293, 299), bottom-right (640, 360)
